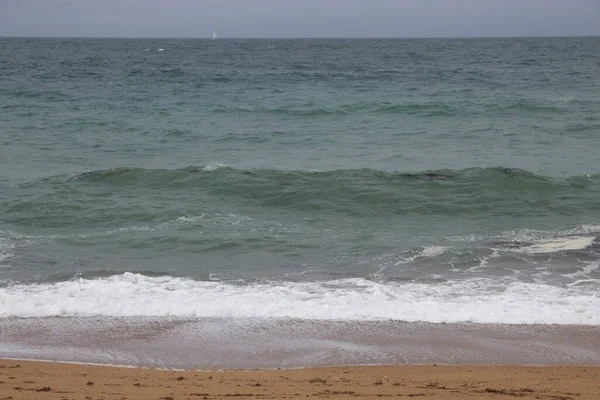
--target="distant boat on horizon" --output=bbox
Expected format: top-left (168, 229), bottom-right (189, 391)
top-left (212, 30), bottom-right (218, 40)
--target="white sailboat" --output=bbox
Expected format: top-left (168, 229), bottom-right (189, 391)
top-left (212, 30), bottom-right (218, 40)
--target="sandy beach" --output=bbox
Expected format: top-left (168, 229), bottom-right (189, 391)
top-left (2, 319), bottom-right (600, 398)
top-left (1, 359), bottom-right (599, 399)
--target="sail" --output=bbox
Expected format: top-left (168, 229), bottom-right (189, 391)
top-left (212, 30), bottom-right (218, 40)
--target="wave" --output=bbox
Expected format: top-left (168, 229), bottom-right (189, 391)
top-left (212, 105), bottom-right (349, 117)
top-left (210, 102), bottom-right (465, 117)
top-left (0, 273), bottom-right (598, 324)
top-left (71, 166), bottom-right (600, 208)
top-left (492, 99), bottom-right (568, 114)
top-left (0, 238), bottom-right (14, 265)
top-left (68, 165), bottom-right (600, 189)
top-left (373, 102), bottom-right (459, 116)
top-left (446, 223), bottom-right (600, 242)
top-left (2, 166), bottom-right (599, 224)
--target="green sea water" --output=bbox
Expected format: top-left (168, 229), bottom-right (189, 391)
top-left (0, 37), bottom-right (599, 324)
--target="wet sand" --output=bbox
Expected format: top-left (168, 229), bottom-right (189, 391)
top-left (2, 318), bottom-right (600, 398)
top-left (1, 359), bottom-right (599, 399)
top-left (2, 318), bottom-right (600, 368)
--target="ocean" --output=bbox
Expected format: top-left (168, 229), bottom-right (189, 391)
top-left (1, 37), bottom-right (599, 334)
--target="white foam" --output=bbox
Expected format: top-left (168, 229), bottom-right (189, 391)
top-left (394, 246), bottom-right (446, 265)
top-left (446, 224), bottom-right (600, 244)
top-left (202, 162), bottom-right (227, 172)
top-left (0, 273), bottom-right (598, 325)
top-left (516, 236), bottom-right (595, 254)
top-left (420, 245), bottom-right (446, 258)
top-left (564, 262), bottom-right (600, 280)
top-left (175, 213), bottom-right (251, 226)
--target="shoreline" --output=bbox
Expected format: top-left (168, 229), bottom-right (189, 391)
top-left (2, 319), bottom-right (600, 398)
top-left (2, 318), bottom-right (600, 369)
top-left (1, 360), bottom-right (599, 400)
top-left (5, 356), bottom-right (597, 372)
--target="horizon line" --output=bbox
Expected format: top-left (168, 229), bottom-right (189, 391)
top-left (1, 34), bottom-right (599, 40)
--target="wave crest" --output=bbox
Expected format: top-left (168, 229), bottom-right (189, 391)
top-left (0, 273), bottom-right (598, 324)
top-left (7, 166), bottom-right (597, 220)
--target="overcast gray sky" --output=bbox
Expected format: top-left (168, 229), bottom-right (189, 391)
top-left (1, 0), bottom-right (599, 38)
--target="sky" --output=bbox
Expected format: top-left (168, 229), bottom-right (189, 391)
top-left (1, 0), bottom-right (599, 38)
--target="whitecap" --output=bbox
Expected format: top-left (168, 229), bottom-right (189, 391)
top-left (201, 162), bottom-right (227, 172)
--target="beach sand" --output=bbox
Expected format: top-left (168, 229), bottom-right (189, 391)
top-left (1, 360), bottom-right (599, 399)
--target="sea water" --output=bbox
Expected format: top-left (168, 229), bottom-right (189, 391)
top-left (1, 37), bottom-right (599, 325)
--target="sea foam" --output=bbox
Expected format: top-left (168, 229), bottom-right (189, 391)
top-left (0, 273), bottom-right (598, 324)
top-left (517, 236), bottom-right (596, 253)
